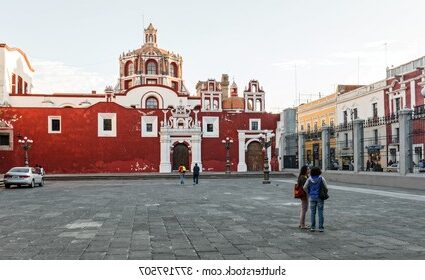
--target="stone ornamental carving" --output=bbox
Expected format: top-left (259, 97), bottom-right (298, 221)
top-left (161, 100), bottom-right (200, 129)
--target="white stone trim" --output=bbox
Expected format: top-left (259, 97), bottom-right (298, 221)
top-left (48, 116), bottom-right (61, 134)
top-left (97, 113), bottom-right (117, 137)
top-left (0, 129), bottom-right (13, 151)
top-left (141, 116), bottom-right (158, 137)
top-left (202, 116), bottom-right (219, 138)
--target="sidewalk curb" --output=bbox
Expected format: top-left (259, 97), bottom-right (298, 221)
top-left (41, 172), bottom-right (295, 182)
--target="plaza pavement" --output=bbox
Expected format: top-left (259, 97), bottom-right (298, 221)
top-left (0, 176), bottom-right (424, 260)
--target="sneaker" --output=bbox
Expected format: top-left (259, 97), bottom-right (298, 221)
top-left (319, 228), bottom-right (324, 232)
top-left (310, 228), bottom-right (316, 232)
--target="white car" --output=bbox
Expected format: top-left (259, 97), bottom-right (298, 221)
top-left (3, 167), bottom-right (44, 188)
top-left (387, 163), bottom-right (399, 172)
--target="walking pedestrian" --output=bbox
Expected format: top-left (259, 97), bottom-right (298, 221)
top-left (193, 163), bottom-right (200, 184)
top-left (297, 165), bottom-right (309, 229)
top-left (303, 166), bottom-right (328, 232)
top-left (178, 164), bottom-right (186, 184)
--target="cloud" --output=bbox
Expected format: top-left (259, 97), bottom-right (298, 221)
top-left (31, 59), bottom-right (116, 93)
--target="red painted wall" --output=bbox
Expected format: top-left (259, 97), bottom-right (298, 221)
top-left (0, 103), bottom-right (279, 174)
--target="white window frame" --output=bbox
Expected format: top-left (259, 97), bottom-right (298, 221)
top-left (48, 116), bottom-right (62, 134)
top-left (0, 130), bottom-right (13, 151)
top-left (141, 116), bottom-right (158, 137)
top-left (98, 113), bottom-right (117, 137)
top-left (249, 118), bottom-right (261, 131)
top-left (202, 116), bottom-right (219, 138)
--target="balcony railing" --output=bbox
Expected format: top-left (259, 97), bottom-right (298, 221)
top-left (390, 136), bottom-right (399, 145)
top-left (413, 104), bottom-right (425, 119)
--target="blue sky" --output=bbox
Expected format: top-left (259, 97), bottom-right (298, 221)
top-left (1, 0), bottom-right (425, 110)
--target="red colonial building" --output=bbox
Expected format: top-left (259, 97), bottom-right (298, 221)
top-left (385, 57), bottom-right (425, 164)
top-left (0, 24), bottom-right (279, 174)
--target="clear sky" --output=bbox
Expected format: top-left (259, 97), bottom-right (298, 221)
top-left (1, 0), bottom-right (425, 111)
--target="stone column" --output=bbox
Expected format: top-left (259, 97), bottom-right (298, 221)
top-left (353, 119), bottom-right (365, 173)
top-left (321, 126), bottom-right (331, 171)
top-left (399, 109), bottom-right (413, 175)
top-left (298, 131), bottom-right (306, 169)
top-left (237, 132), bottom-right (247, 172)
top-left (191, 133), bottom-right (202, 172)
top-left (159, 133), bottom-right (171, 173)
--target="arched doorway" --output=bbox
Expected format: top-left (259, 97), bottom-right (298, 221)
top-left (246, 141), bottom-right (263, 171)
top-left (172, 143), bottom-right (189, 171)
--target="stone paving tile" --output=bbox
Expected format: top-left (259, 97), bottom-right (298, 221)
top-left (0, 178), bottom-right (425, 260)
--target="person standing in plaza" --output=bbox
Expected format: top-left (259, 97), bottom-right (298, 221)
top-left (193, 163), bottom-right (200, 185)
top-left (178, 164), bottom-right (186, 184)
top-left (303, 166), bottom-right (328, 232)
top-left (297, 165), bottom-right (309, 229)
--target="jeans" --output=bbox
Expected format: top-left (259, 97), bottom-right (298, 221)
top-left (300, 198), bottom-right (309, 226)
top-left (193, 175), bottom-right (199, 184)
top-left (310, 199), bottom-right (324, 229)
top-left (179, 173), bottom-right (184, 184)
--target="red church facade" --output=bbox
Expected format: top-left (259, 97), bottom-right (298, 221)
top-left (0, 24), bottom-right (280, 174)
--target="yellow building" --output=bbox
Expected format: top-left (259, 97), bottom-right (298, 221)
top-left (297, 85), bottom-right (360, 168)
top-left (298, 93), bottom-right (336, 167)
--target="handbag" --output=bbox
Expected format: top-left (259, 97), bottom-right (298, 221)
top-left (319, 180), bottom-right (329, 200)
top-left (294, 183), bottom-right (305, 199)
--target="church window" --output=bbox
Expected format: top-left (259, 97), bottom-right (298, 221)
top-left (207, 124), bottom-right (214, 132)
top-left (172, 81), bottom-right (178, 91)
top-left (170, 63), bottom-right (178, 77)
top-left (213, 99), bottom-right (219, 110)
top-left (0, 133), bottom-right (10, 147)
top-left (0, 130), bottom-right (13, 151)
top-left (146, 97), bottom-right (159, 109)
top-left (11, 74), bottom-right (16, 94)
top-left (256, 100), bottom-right (262, 111)
top-left (204, 99), bottom-right (210, 110)
top-left (146, 123), bottom-right (153, 132)
top-left (247, 99), bottom-right (254, 110)
top-left (48, 116), bottom-right (61, 133)
top-left (18, 76), bottom-right (23, 94)
top-left (103, 119), bottom-right (112, 131)
top-left (249, 119), bottom-right (261, 131)
top-left (98, 113), bottom-right (116, 137)
top-left (146, 60), bottom-right (157, 75)
top-left (203, 117), bottom-right (219, 138)
top-left (124, 80), bottom-right (132, 90)
top-left (125, 61), bottom-right (134, 76)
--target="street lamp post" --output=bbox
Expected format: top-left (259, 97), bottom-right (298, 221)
top-left (221, 137), bottom-right (233, 174)
top-left (18, 136), bottom-right (33, 167)
top-left (259, 132), bottom-right (275, 184)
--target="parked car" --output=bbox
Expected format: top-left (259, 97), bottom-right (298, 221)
top-left (387, 163), bottom-right (399, 172)
top-left (3, 167), bottom-right (44, 188)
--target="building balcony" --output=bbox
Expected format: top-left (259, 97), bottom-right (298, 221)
top-left (390, 136), bottom-right (399, 145)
